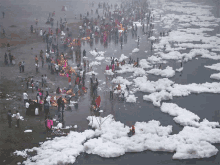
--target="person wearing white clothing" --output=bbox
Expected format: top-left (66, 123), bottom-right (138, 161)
top-left (23, 91), bottom-right (28, 106)
top-left (25, 101), bottom-right (30, 115)
top-left (16, 111), bottom-right (20, 128)
top-left (55, 64), bottom-right (59, 75)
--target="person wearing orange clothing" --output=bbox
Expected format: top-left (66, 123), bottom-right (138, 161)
top-left (131, 125), bottom-right (135, 135)
top-left (128, 125), bottom-right (135, 137)
top-left (117, 84), bottom-right (121, 91)
top-left (35, 55), bottom-right (38, 64)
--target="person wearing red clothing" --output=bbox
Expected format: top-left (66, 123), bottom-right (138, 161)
top-left (76, 76), bottom-right (80, 85)
top-left (95, 96), bottom-right (101, 109)
top-left (68, 76), bottom-right (71, 88)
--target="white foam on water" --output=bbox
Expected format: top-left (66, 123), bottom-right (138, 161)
top-left (147, 66), bottom-right (175, 78)
top-left (210, 72), bottom-right (220, 80)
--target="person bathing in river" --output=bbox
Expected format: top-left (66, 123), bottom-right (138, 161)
top-left (128, 125), bottom-right (135, 137)
top-left (106, 65), bottom-right (109, 70)
top-left (117, 84), bottom-right (121, 91)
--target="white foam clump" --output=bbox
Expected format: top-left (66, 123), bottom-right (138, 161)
top-left (159, 51), bottom-right (183, 60)
top-left (119, 54), bottom-right (128, 62)
top-left (24, 130), bottom-right (32, 133)
top-left (149, 36), bottom-right (156, 40)
top-left (158, 49), bottom-right (220, 62)
top-left (15, 113), bottom-right (220, 162)
top-left (105, 70), bottom-right (114, 75)
top-left (205, 63), bottom-right (220, 71)
top-left (133, 76), bottom-right (174, 93)
top-left (112, 76), bottom-right (132, 85)
top-left (90, 61), bottom-right (101, 66)
top-left (126, 95), bottom-right (137, 103)
top-left (15, 130), bottom-right (97, 165)
top-left (211, 48), bottom-right (220, 52)
top-left (143, 90), bottom-right (173, 107)
top-left (74, 125), bottom-right (77, 129)
top-left (176, 67), bottom-right (183, 72)
top-left (139, 59), bottom-right (152, 69)
top-left (140, 77), bottom-right (220, 106)
top-left (85, 114), bottom-right (219, 159)
top-left (210, 73), bottom-right (220, 80)
top-left (133, 22), bottom-right (142, 27)
top-left (147, 56), bottom-right (165, 64)
top-left (147, 66), bottom-right (175, 78)
top-left (95, 56), bottom-right (105, 61)
top-left (89, 50), bottom-right (105, 57)
top-left (89, 50), bottom-right (98, 56)
top-left (117, 64), bottom-right (146, 76)
top-left (168, 82), bottom-right (220, 97)
top-left (86, 71), bottom-right (98, 75)
top-left (183, 49), bottom-right (220, 61)
top-left (84, 115), bottom-right (172, 158)
top-left (133, 68), bottom-right (146, 76)
top-left (132, 48), bottom-right (139, 53)
top-left (161, 103), bottom-right (200, 127)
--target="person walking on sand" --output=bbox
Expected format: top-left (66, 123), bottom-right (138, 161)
top-left (25, 100), bottom-right (30, 115)
top-left (44, 74), bottom-right (47, 86)
top-left (44, 98), bottom-right (50, 116)
top-left (18, 61), bottom-right (22, 72)
top-left (35, 55), bottom-right (38, 64)
top-left (7, 43), bottom-right (10, 51)
top-left (35, 19), bottom-right (38, 26)
top-left (21, 61), bottom-right (25, 72)
top-left (8, 53), bottom-right (12, 64)
top-left (57, 96), bottom-right (62, 112)
top-left (68, 76), bottom-right (71, 88)
top-left (7, 110), bottom-right (12, 128)
top-left (5, 53), bottom-right (8, 65)
top-left (2, 12), bottom-right (4, 18)
top-left (35, 63), bottom-right (39, 73)
top-left (41, 75), bottom-right (44, 87)
top-left (41, 56), bottom-right (44, 68)
top-left (30, 77), bottom-right (34, 92)
top-left (26, 79), bottom-right (29, 89)
top-left (23, 91), bottom-right (28, 106)
top-left (16, 110), bottom-right (20, 128)
top-left (83, 49), bottom-right (86, 57)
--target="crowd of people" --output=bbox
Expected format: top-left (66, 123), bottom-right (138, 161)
top-left (5, 0), bottom-right (164, 137)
